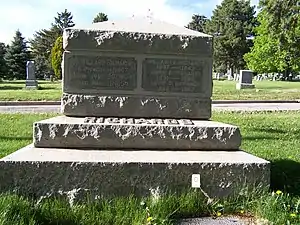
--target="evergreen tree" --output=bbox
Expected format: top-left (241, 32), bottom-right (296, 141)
top-left (93, 12), bottom-right (108, 23)
top-left (5, 30), bottom-right (30, 80)
top-left (30, 9), bottom-right (75, 79)
top-left (53, 9), bottom-right (75, 34)
top-left (51, 36), bottom-right (63, 79)
top-left (29, 27), bottom-right (60, 78)
top-left (205, 0), bottom-right (257, 75)
top-left (0, 43), bottom-right (7, 79)
top-left (186, 14), bottom-right (209, 33)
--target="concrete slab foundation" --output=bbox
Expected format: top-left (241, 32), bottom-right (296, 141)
top-left (33, 116), bottom-right (241, 150)
top-left (0, 144), bottom-right (270, 200)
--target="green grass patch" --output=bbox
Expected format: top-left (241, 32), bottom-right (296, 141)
top-left (212, 80), bottom-right (300, 100)
top-left (0, 80), bottom-right (61, 101)
top-left (1, 80), bottom-right (300, 101)
top-left (0, 112), bottom-right (300, 224)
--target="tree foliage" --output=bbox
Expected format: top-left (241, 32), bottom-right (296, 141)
top-left (244, 10), bottom-right (285, 74)
top-left (51, 36), bottom-right (63, 79)
top-left (251, 0), bottom-right (300, 78)
top-left (30, 9), bottom-right (75, 79)
top-left (5, 30), bottom-right (30, 80)
top-left (93, 12), bottom-right (108, 23)
top-left (205, 0), bottom-right (257, 74)
top-left (0, 43), bottom-right (7, 79)
top-left (53, 9), bottom-right (75, 34)
top-left (186, 14), bottom-right (209, 33)
top-left (29, 27), bottom-right (60, 78)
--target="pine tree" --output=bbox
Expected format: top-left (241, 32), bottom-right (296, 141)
top-left (186, 14), bottom-right (209, 33)
top-left (30, 9), bottom-right (75, 79)
top-left (29, 27), bottom-right (60, 78)
top-left (93, 13), bottom-right (108, 23)
top-left (206, 0), bottom-right (257, 74)
top-left (53, 9), bottom-right (75, 34)
top-left (5, 30), bottom-right (30, 80)
top-left (0, 43), bottom-right (7, 79)
top-left (51, 36), bottom-right (63, 79)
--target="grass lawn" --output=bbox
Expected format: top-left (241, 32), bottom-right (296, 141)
top-left (0, 80), bottom-right (62, 101)
top-left (213, 80), bottom-right (300, 100)
top-left (1, 80), bottom-right (300, 101)
top-left (0, 112), bottom-right (299, 224)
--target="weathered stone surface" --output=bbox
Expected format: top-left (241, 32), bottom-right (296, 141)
top-left (33, 116), bottom-right (241, 150)
top-left (61, 94), bottom-right (211, 119)
top-left (26, 61), bottom-right (38, 89)
top-left (0, 144), bottom-right (270, 200)
top-left (61, 19), bottom-right (213, 118)
top-left (63, 18), bottom-right (212, 56)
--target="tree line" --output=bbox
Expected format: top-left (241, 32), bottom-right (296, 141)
top-left (0, 11), bottom-right (108, 80)
top-left (0, 0), bottom-right (299, 81)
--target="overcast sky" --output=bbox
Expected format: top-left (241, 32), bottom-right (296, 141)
top-left (0, 0), bottom-right (259, 44)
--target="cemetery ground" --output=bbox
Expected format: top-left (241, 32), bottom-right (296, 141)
top-left (0, 111), bottom-right (299, 224)
top-left (1, 80), bottom-right (300, 101)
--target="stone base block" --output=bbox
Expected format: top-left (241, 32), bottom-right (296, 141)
top-left (25, 80), bottom-right (38, 89)
top-left (236, 83), bottom-right (255, 90)
top-left (61, 93), bottom-right (211, 119)
top-left (0, 144), bottom-right (270, 200)
top-left (33, 116), bottom-right (241, 150)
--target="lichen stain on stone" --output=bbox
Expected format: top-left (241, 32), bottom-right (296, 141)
top-left (140, 98), bottom-right (167, 110)
top-left (34, 124), bottom-right (43, 142)
top-left (212, 127), bottom-right (239, 144)
top-left (94, 31), bottom-right (115, 45)
top-left (48, 124), bottom-right (59, 139)
top-left (218, 181), bottom-right (233, 188)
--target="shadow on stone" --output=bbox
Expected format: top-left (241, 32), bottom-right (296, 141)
top-left (271, 159), bottom-right (300, 196)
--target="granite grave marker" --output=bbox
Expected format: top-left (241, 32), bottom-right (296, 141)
top-left (0, 18), bottom-right (270, 201)
top-left (25, 61), bottom-right (38, 89)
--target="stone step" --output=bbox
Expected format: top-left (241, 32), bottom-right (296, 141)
top-left (61, 94), bottom-right (211, 119)
top-left (0, 144), bottom-right (270, 200)
top-left (33, 116), bottom-right (241, 150)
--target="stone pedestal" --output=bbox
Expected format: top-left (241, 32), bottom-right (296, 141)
top-left (0, 144), bottom-right (270, 199)
top-left (0, 18), bottom-right (269, 201)
top-left (25, 80), bottom-right (38, 89)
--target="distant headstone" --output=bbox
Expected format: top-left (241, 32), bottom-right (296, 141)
top-left (25, 61), bottom-right (38, 89)
top-left (236, 70), bottom-right (255, 90)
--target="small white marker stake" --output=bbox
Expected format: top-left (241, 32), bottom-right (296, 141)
top-left (192, 174), bottom-right (201, 188)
